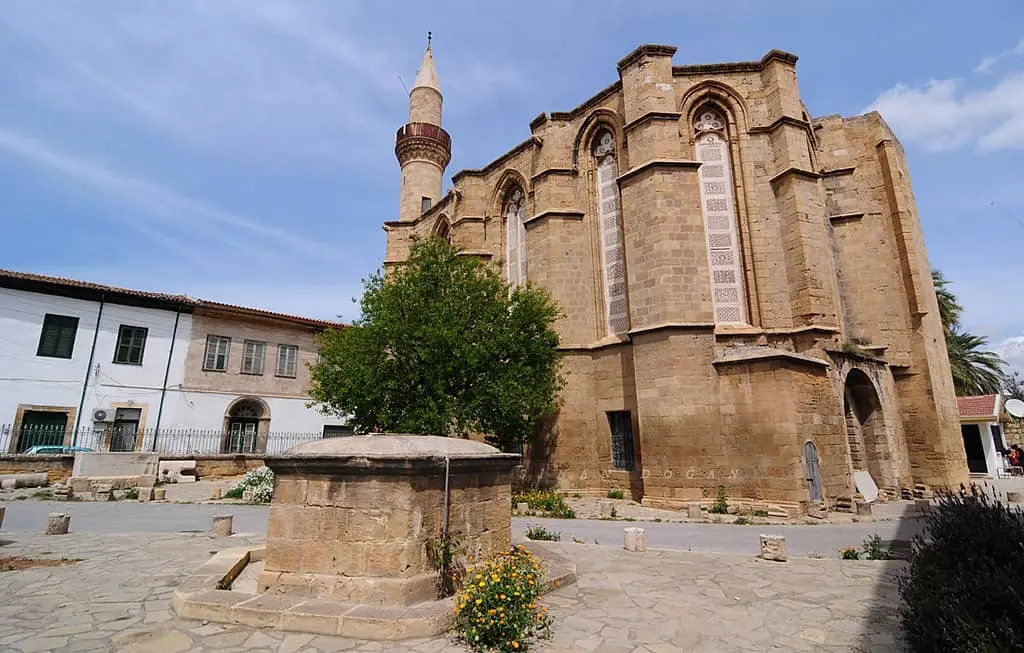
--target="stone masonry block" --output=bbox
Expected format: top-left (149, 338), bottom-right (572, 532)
top-left (760, 534), bottom-right (787, 562)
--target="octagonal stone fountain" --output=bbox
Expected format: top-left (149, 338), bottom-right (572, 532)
top-left (171, 434), bottom-right (573, 640)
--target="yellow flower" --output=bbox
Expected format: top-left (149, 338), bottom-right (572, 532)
top-left (499, 594), bottom-right (506, 600)
top-left (512, 642), bottom-right (520, 649)
top-left (475, 599), bottom-right (482, 605)
top-left (478, 581), bottom-right (485, 587)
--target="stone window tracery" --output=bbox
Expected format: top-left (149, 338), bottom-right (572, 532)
top-left (504, 187), bottom-right (527, 286)
top-left (593, 129), bottom-right (629, 336)
top-left (694, 108), bottom-right (747, 325)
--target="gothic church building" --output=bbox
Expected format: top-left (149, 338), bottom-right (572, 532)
top-left (384, 43), bottom-right (969, 508)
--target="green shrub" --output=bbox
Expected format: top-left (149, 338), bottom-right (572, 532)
top-left (606, 489), bottom-right (625, 500)
top-left (752, 509), bottom-right (769, 517)
top-left (453, 545), bottom-right (554, 652)
top-left (861, 534), bottom-right (892, 560)
top-left (709, 486), bottom-right (729, 514)
top-left (122, 487), bottom-right (139, 501)
top-left (898, 485), bottom-right (1024, 652)
top-left (511, 489), bottom-right (575, 519)
top-left (524, 525), bottom-right (560, 541)
top-left (840, 547), bottom-right (861, 560)
top-left (225, 466), bottom-right (275, 503)
top-left (426, 532), bottom-right (466, 598)
top-left (734, 516), bottom-right (749, 525)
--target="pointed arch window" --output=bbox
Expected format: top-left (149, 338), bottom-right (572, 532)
top-left (593, 130), bottom-right (629, 335)
top-left (695, 108), bottom-right (747, 325)
top-left (504, 187), bottom-right (527, 286)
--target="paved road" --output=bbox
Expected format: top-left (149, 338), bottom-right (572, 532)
top-left (1, 500), bottom-right (926, 557)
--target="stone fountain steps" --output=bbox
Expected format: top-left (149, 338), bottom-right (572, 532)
top-left (171, 542), bottom-right (576, 641)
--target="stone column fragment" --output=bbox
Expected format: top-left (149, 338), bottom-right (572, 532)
top-left (212, 515), bottom-right (233, 537)
top-left (759, 534), bottom-right (787, 562)
top-left (624, 527), bottom-right (646, 552)
top-left (46, 512), bottom-right (70, 535)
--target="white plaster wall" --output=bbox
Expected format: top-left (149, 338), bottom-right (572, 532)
top-left (982, 422), bottom-right (1003, 478)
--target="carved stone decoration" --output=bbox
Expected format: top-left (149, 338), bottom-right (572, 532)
top-left (694, 110), bottom-right (726, 133)
top-left (504, 187), bottom-right (527, 286)
top-left (594, 131), bottom-right (616, 158)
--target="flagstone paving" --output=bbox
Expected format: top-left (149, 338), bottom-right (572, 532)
top-left (0, 533), bottom-right (903, 652)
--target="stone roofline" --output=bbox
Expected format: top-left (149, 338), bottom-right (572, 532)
top-left (444, 46), bottom-right (802, 187)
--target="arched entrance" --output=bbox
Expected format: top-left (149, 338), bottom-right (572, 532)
top-left (222, 397), bottom-right (269, 453)
top-left (843, 370), bottom-right (888, 486)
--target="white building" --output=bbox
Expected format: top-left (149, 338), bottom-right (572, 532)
top-left (957, 394), bottom-right (1009, 478)
top-left (0, 270), bottom-right (348, 454)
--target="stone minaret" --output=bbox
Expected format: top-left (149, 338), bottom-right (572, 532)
top-left (395, 36), bottom-right (451, 222)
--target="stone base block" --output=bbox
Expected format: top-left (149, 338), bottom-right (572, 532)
top-left (855, 501), bottom-right (873, 517)
top-left (212, 515), bottom-right (233, 537)
top-left (759, 534), bottom-right (787, 562)
top-left (598, 501), bottom-right (614, 518)
top-left (258, 570), bottom-right (438, 606)
top-left (624, 527), bottom-right (646, 552)
top-left (46, 512), bottom-right (70, 535)
top-left (158, 460), bottom-right (197, 484)
top-left (687, 502), bottom-right (702, 519)
top-left (69, 476), bottom-right (151, 493)
top-left (1007, 491), bottom-right (1022, 503)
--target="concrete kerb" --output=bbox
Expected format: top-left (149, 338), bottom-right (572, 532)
top-left (171, 542), bottom-right (577, 640)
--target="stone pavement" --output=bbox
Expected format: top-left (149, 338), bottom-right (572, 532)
top-left (0, 532), bottom-right (903, 652)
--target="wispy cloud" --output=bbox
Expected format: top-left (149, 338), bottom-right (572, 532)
top-left (975, 39), bottom-right (1024, 73)
top-left (867, 41), bottom-right (1024, 152)
top-left (995, 336), bottom-right (1024, 376)
top-left (0, 126), bottom-right (342, 263)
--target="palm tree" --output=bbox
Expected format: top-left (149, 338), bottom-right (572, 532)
top-left (931, 269), bottom-right (962, 335)
top-left (947, 328), bottom-right (1006, 396)
top-left (932, 269), bottom-right (1006, 395)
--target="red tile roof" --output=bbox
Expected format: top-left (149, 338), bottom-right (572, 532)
top-left (0, 269), bottom-right (346, 330)
top-left (957, 394), bottom-right (1001, 420)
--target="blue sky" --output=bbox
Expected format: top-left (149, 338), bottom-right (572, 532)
top-left (0, 1), bottom-right (1022, 373)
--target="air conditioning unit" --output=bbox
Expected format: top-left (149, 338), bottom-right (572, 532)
top-left (92, 409), bottom-right (111, 422)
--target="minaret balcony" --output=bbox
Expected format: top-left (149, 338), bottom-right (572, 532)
top-left (395, 122), bottom-right (451, 167)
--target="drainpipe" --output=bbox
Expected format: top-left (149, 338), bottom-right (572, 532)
top-left (441, 456), bottom-right (451, 541)
top-left (152, 309), bottom-right (181, 452)
top-left (73, 292), bottom-right (105, 446)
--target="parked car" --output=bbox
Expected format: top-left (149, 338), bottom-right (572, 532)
top-left (22, 445), bottom-right (94, 455)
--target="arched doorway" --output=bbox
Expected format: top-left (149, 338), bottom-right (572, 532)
top-left (222, 397), bottom-right (269, 453)
top-left (843, 370), bottom-right (887, 486)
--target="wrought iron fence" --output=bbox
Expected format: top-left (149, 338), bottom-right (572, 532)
top-left (0, 424), bottom-right (350, 455)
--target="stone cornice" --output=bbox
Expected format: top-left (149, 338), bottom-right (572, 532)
top-left (531, 167), bottom-right (577, 182)
top-left (617, 159), bottom-right (701, 185)
top-left (712, 347), bottom-right (829, 369)
top-left (451, 215), bottom-right (485, 226)
top-left (623, 111), bottom-right (683, 133)
top-left (617, 44), bottom-right (679, 71)
top-left (265, 454), bottom-right (521, 477)
top-left (747, 115), bottom-right (812, 134)
top-left (523, 209), bottom-right (585, 227)
top-left (768, 166), bottom-right (821, 185)
top-left (548, 80), bottom-right (622, 122)
top-left (451, 138), bottom-right (535, 183)
top-left (672, 49), bottom-right (799, 77)
top-left (455, 249), bottom-right (493, 259)
top-left (828, 212), bottom-right (865, 224)
top-left (558, 334), bottom-right (632, 352)
top-left (628, 321), bottom-right (716, 337)
top-left (821, 166), bottom-right (856, 177)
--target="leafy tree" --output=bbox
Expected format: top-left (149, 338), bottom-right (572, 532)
top-left (309, 238), bottom-right (563, 452)
top-left (931, 269), bottom-right (962, 336)
top-left (932, 269), bottom-right (1006, 396)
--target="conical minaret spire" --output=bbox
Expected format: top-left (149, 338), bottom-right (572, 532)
top-left (395, 34), bottom-right (451, 222)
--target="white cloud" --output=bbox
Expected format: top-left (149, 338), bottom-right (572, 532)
top-left (0, 126), bottom-right (343, 264)
top-left (975, 40), bottom-right (1024, 74)
top-left (995, 336), bottom-right (1024, 376)
top-left (867, 39), bottom-right (1024, 153)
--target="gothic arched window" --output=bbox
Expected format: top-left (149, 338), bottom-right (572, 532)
top-left (504, 187), bottom-right (527, 286)
top-left (694, 108), bottom-right (747, 325)
top-left (593, 129), bottom-right (629, 335)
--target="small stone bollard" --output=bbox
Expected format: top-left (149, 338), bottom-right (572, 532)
top-left (211, 488), bottom-right (222, 500)
top-left (687, 502), bottom-right (702, 519)
top-left (211, 515), bottom-right (233, 537)
top-left (46, 512), bottom-right (70, 535)
top-left (624, 527), bottom-right (646, 552)
top-left (152, 487), bottom-right (167, 501)
top-left (516, 501), bottom-right (529, 514)
top-left (855, 501), bottom-right (873, 517)
top-left (0, 479), bottom-right (16, 491)
top-left (599, 500), bottom-right (614, 518)
top-left (759, 534), bottom-right (787, 562)
top-left (93, 485), bottom-right (113, 502)
top-left (137, 487), bottom-right (152, 502)
top-left (242, 490), bottom-right (254, 503)
top-left (1007, 491), bottom-right (1022, 503)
